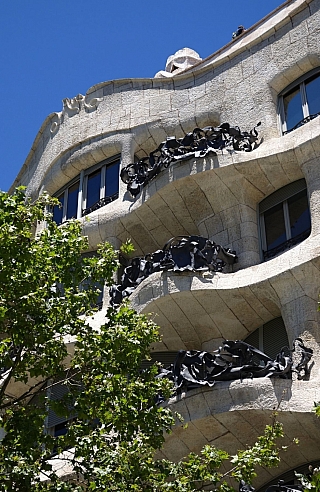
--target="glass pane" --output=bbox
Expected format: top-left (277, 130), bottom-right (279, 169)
top-left (105, 161), bottom-right (120, 198)
top-left (264, 202), bottom-right (287, 251)
top-left (86, 169), bottom-right (101, 208)
top-left (53, 193), bottom-right (64, 225)
top-left (305, 73), bottom-right (320, 116)
top-left (66, 182), bottom-right (79, 219)
top-left (283, 86), bottom-right (303, 131)
top-left (288, 189), bottom-right (311, 239)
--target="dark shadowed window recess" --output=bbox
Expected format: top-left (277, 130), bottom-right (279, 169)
top-left (244, 317), bottom-right (290, 361)
top-left (52, 156), bottom-right (120, 225)
top-left (279, 68), bottom-right (320, 134)
top-left (259, 179), bottom-right (311, 261)
top-left (141, 352), bottom-right (178, 370)
top-left (46, 382), bottom-right (73, 436)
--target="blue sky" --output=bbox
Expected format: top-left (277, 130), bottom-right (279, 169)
top-left (0, 0), bottom-right (283, 192)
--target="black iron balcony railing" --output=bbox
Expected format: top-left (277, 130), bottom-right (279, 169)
top-left (110, 235), bottom-right (237, 306)
top-left (157, 337), bottom-right (312, 398)
top-left (283, 112), bottom-right (320, 135)
top-left (121, 122), bottom-right (261, 197)
top-left (82, 192), bottom-right (119, 216)
top-left (263, 228), bottom-right (311, 261)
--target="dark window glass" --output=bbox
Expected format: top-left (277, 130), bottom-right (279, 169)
top-left (66, 182), bottom-right (79, 219)
top-left (264, 202), bottom-right (286, 251)
top-left (53, 193), bottom-right (64, 225)
top-left (283, 87), bottom-right (303, 132)
top-left (244, 318), bottom-right (289, 361)
top-left (305, 73), bottom-right (320, 116)
top-left (288, 189), bottom-right (311, 239)
top-left (105, 161), bottom-right (120, 198)
top-left (86, 169), bottom-right (101, 209)
top-left (54, 421), bottom-right (68, 437)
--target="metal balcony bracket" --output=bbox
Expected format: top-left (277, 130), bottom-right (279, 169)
top-left (109, 235), bottom-right (237, 305)
top-left (121, 122), bottom-right (261, 197)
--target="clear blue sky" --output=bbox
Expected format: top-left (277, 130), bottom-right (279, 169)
top-left (0, 0), bottom-right (283, 191)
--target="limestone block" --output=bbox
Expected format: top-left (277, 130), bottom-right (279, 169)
top-left (175, 178), bottom-right (214, 224)
top-left (193, 415), bottom-right (227, 442)
top-left (156, 294), bottom-right (202, 350)
top-left (218, 289), bottom-right (263, 333)
top-left (197, 214), bottom-right (223, 238)
top-left (249, 282), bottom-right (281, 317)
top-left (258, 154), bottom-right (289, 191)
top-left (169, 398), bottom-right (190, 424)
top-left (133, 204), bottom-right (163, 233)
top-left (183, 391), bottom-right (211, 422)
top-left (232, 236), bottom-right (260, 259)
top-left (177, 421), bottom-right (210, 453)
top-left (291, 261), bottom-right (320, 300)
top-left (226, 224), bottom-right (241, 243)
top-left (160, 433), bottom-right (190, 461)
top-left (209, 430), bottom-right (242, 455)
top-left (272, 270), bottom-right (305, 305)
top-left (240, 221), bottom-right (258, 239)
top-left (149, 224), bottom-right (174, 249)
top-left (234, 160), bottom-right (273, 197)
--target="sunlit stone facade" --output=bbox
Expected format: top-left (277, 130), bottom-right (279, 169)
top-left (12, 0), bottom-right (320, 488)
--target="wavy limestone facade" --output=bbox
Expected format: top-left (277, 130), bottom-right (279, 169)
top-left (12, 0), bottom-right (320, 489)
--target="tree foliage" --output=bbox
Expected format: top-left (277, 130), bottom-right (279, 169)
top-left (0, 188), bottom-right (288, 491)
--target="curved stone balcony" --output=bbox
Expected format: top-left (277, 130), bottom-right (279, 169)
top-left (127, 238), bottom-right (320, 360)
top-left (55, 118), bottom-right (320, 274)
top-left (159, 378), bottom-right (320, 490)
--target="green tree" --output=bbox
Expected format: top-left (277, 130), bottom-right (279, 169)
top-left (0, 188), bottom-right (287, 491)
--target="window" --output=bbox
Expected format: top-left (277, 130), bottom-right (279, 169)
top-left (259, 179), bottom-right (311, 261)
top-left (53, 156), bottom-right (120, 224)
top-left (279, 68), bottom-right (320, 134)
top-left (46, 382), bottom-right (71, 435)
top-left (244, 317), bottom-right (289, 361)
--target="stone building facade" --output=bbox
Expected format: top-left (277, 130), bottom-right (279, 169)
top-left (11, 0), bottom-right (320, 489)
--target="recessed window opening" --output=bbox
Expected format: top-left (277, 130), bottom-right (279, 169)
top-left (279, 68), bottom-right (320, 134)
top-left (53, 156), bottom-right (120, 225)
top-left (244, 317), bottom-right (289, 362)
top-left (259, 179), bottom-right (311, 261)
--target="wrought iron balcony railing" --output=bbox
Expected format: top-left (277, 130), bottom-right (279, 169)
top-left (156, 337), bottom-right (312, 399)
top-left (283, 112), bottom-right (320, 135)
top-left (263, 228), bottom-right (311, 261)
top-left (110, 235), bottom-right (237, 306)
top-left (82, 192), bottom-right (119, 216)
top-left (121, 122), bottom-right (261, 197)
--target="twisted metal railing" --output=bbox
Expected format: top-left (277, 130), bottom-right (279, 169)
top-left (121, 122), bottom-right (261, 197)
top-left (82, 192), bottom-right (119, 216)
top-left (263, 228), bottom-right (311, 260)
top-left (283, 112), bottom-right (320, 135)
top-left (110, 235), bottom-right (237, 305)
top-left (156, 338), bottom-right (313, 398)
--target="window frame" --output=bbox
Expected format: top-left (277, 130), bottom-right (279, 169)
top-left (278, 67), bottom-right (320, 134)
top-left (53, 155), bottom-right (120, 224)
top-left (259, 179), bottom-right (311, 261)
